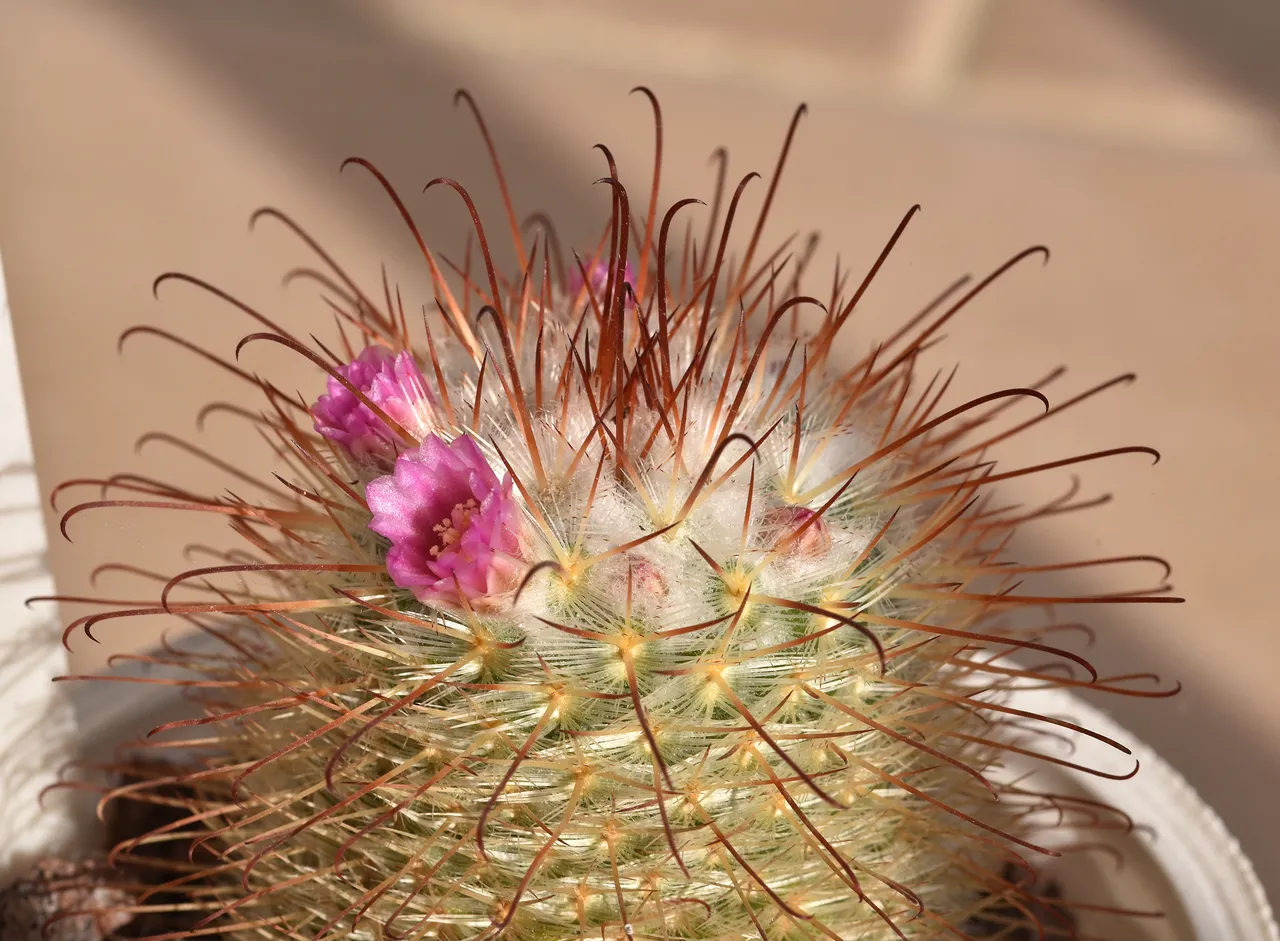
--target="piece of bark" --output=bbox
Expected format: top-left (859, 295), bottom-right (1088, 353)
top-left (0, 858), bottom-right (134, 941)
top-left (2, 760), bottom-right (218, 939)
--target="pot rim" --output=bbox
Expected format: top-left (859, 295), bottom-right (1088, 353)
top-left (1007, 684), bottom-right (1278, 941)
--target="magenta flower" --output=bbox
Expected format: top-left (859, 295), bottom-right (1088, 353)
top-left (569, 258), bottom-right (635, 301)
top-left (310, 346), bottom-right (431, 462)
top-left (366, 434), bottom-right (525, 609)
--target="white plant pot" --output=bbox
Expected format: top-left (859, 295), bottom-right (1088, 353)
top-left (1009, 687), bottom-right (1278, 941)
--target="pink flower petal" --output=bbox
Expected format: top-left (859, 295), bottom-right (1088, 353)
top-left (367, 433), bottom-right (525, 609)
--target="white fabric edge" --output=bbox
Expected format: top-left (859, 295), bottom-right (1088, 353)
top-left (0, 251), bottom-right (87, 883)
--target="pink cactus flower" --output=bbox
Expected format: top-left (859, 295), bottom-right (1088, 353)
top-left (366, 434), bottom-right (525, 609)
top-left (310, 346), bottom-right (431, 461)
top-left (568, 258), bottom-right (635, 302)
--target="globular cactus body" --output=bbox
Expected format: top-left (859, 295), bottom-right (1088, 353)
top-left (51, 92), bottom-right (1178, 941)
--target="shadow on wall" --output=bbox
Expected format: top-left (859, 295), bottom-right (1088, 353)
top-left (1121, 0), bottom-right (1280, 114)
top-left (122, 0), bottom-right (612, 280)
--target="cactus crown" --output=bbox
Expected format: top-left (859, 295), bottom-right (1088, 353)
top-left (52, 90), bottom-right (1179, 941)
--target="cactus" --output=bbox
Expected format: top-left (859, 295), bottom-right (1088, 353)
top-left (47, 91), bottom-right (1179, 940)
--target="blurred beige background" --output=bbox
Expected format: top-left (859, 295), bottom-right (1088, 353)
top-left (2, 0), bottom-right (1278, 903)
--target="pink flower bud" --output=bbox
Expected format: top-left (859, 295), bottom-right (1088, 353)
top-left (766, 506), bottom-right (832, 558)
top-left (630, 559), bottom-right (669, 601)
top-left (310, 346), bottom-right (432, 462)
top-left (568, 258), bottom-right (635, 302)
